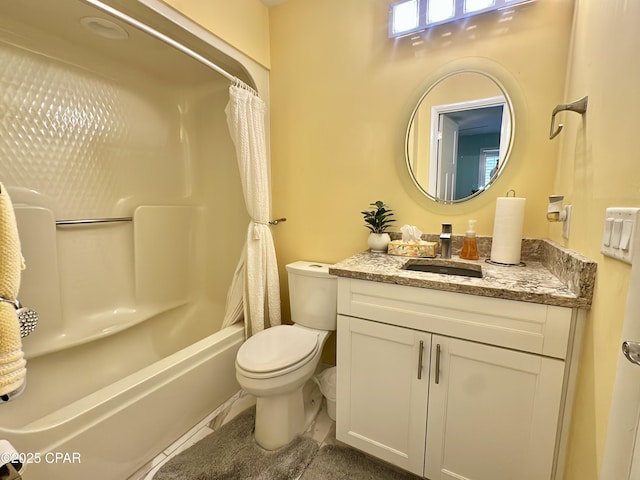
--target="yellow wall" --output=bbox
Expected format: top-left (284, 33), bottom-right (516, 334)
top-left (161, 0), bottom-right (271, 68)
top-left (268, 0), bottom-right (573, 318)
top-left (269, 0), bottom-right (573, 262)
top-left (172, 0), bottom-right (637, 477)
top-left (551, 0), bottom-right (640, 477)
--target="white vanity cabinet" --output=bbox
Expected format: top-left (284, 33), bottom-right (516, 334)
top-left (424, 335), bottom-right (565, 480)
top-left (336, 277), bottom-right (582, 480)
top-left (336, 315), bottom-right (431, 475)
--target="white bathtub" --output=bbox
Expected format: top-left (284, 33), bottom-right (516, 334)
top-left (0, 310), bottom-right (244, 480)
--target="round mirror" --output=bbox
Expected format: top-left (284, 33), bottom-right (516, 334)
top-left (406, 70), bottom-right (514, 203)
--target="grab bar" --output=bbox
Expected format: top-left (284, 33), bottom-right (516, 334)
top-left (57, 216), bottom-right (284, 226)
top-left (549, 96), bottom-right (588, 139)
top-left (56, 217), bottom-right (133, 226)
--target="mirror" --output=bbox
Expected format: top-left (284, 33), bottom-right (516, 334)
top-left (406, 70), bottom-right (514, 203)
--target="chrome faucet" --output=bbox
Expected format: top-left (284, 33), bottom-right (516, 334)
top-left (440, 223), bottom-right (452, 259)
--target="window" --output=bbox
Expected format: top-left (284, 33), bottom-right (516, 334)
top-left (479, 148), bottom-right (500, 187)
top-left (390, 0), bottom-right (420, 36)
top-left (465, 0), bottom-right (496, 14)
top-left (389, 0), bottom-right (531, 37)
top-left (428, 0), bottom-right (455, 24)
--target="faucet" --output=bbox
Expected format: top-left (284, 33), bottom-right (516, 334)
top-left (440, 223), bottom-right (452, 259)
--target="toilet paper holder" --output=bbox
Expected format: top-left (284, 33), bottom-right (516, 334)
top-left (0, 441), bottom-right (23, 480)
top-left (0, 461), bottom-right (22, 480)
top-left (547, 195), bottom-right (569, 222)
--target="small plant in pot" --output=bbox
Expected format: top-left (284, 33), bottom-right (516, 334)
top-left (361, 200), bottom-right (395, 252)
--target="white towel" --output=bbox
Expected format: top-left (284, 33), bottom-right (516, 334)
top-left (0, 183), bottom-right (26, 397)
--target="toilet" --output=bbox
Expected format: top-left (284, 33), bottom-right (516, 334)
top-left (235, 261), bottom-right (337, 450)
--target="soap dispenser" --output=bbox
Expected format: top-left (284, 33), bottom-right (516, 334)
top-left (460, 219), bottom-right (479, 260)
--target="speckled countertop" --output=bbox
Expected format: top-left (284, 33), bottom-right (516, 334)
top-left (329, 238), bottom-right (596, 309)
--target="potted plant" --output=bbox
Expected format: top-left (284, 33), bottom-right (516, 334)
top-left (361, 200), bottom-right (395, 252)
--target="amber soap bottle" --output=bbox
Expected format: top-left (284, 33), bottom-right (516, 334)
top-left (460, 219), bottom-right (479, 260)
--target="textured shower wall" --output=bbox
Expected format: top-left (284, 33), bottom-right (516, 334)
top-left (0, 36), bottom-right (246, 357)
top-left (0, 41), bottom-right (184, 219)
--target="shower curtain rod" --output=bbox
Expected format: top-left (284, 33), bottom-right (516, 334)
top-left (82, 0), bottom-right (257, 94)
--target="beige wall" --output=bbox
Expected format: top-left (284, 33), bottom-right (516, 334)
top-left (551, 0), bottom-right (640, 478)
top-left (161, 0), bottom-right (271, 68)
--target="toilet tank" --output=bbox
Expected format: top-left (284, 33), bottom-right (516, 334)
top-left (286, 261), bottom-right (337, 331)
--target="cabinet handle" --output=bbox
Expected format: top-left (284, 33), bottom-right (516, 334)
top-left (435, 344), bottom-right (441, 385)
top-left (418, 340), bottom-right (424, 379)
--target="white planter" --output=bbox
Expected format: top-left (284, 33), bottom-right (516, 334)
top-left (368, 233), bottom-right (390, 253)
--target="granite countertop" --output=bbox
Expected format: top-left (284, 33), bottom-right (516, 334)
top-left (329, 238), bottom-right (596, 309)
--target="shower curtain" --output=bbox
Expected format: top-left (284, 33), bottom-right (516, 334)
top-left (222, 83), bottom-right (281, 337)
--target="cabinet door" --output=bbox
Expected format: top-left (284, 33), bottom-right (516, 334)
top-left (336, 315), bottom-right (431, 476)
top-left (424, 336), bottom-right (565, 480)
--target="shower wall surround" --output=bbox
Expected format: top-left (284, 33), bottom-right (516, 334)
top-left (0, 41), bottom-right (183, 219)
top-left (0, 25), bottom-right (247, 358)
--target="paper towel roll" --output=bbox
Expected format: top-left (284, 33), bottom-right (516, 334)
top-left (490, 196), bottom-right (526, 265)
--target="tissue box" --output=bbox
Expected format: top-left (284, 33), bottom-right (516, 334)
top-left (388, 240), bottom-right (437, 258)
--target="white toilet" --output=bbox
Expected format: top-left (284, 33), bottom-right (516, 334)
top-left (235, 261), bottom-right (337, 450)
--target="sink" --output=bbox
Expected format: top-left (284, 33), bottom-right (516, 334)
top-left (402, 258), bottom-right (483, 278)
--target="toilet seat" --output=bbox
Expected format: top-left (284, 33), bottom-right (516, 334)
top-left (236, 325), bottom-right (320, 379)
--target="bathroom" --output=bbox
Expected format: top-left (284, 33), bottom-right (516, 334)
top-left (0, 0), bottom-right (637, 479)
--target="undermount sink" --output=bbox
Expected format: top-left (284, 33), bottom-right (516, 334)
top-left (402, 258), bottom-right (483, 278)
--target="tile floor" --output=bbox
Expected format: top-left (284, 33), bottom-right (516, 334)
top-left (127, 390), bottom-right (337, 480)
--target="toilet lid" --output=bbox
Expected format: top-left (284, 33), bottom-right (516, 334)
top-left (236, 325), bottom-right (319, 374)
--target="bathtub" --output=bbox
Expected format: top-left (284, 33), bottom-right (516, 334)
top-left (0, 307), bottom-right (244, 480)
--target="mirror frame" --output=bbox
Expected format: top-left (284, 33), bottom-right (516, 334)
top-left (405, 68), bottom-right (515, 204)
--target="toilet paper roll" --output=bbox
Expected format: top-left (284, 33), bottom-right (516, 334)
top-left (490, 196), bottom-right (526, 265)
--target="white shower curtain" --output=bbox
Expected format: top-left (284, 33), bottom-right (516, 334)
top-left (221, 83), bottom-right (281, 337)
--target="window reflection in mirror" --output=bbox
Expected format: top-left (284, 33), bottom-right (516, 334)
top-left (406, 70), bottom-right (513, 203)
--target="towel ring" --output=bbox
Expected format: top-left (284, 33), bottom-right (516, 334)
top-left (0, 297), bottom-right (38, 338)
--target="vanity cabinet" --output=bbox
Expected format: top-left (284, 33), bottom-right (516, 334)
top-left (424, 335), bottom-right (564, 480)
top-left (336, 277), bottom-right (581, 480)
top-left (336, 315), bottom-right (431, 475)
